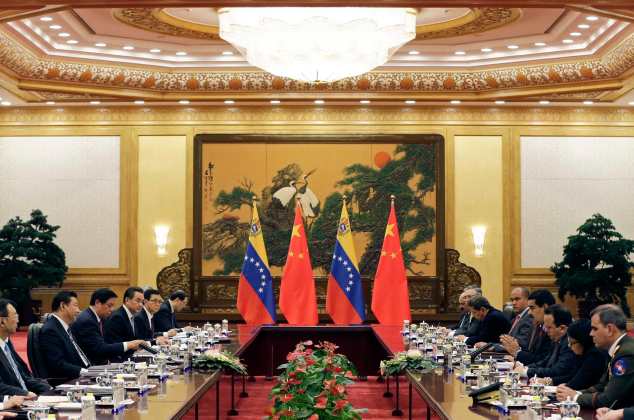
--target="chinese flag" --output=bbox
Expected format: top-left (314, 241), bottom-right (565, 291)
top-left (371, 200), bottom-right (411, 325)
top-left (279, 202), bottom-right (318, 325)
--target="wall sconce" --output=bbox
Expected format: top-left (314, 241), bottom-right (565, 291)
top-left (154, 225), bottom-right (170, 256)
top-left (471, 225), bottom-right (486, 257)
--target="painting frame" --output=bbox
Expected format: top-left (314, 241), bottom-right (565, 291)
top-left (192, 133), bottom-right (445, 320)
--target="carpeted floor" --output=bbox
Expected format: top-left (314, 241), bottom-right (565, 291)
top-left (183, 375), bottom-right (438, 419)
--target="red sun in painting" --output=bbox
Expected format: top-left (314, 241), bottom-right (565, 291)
top-left (374, 151), bottom-right (391, 169)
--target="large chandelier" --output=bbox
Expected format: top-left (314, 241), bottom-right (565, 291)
top-left (218, 8), bottom-right (417, 83)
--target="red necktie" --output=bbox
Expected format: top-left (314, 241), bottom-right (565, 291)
top-left (510, 314), bottom-right (521, 333)
top-left (99, 319), bottom-right (104, 336)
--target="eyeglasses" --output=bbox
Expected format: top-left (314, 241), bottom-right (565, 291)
top-left (568, 338), bottom-right (579, 347)
top-left (148, 298), bottom-right (163, 304)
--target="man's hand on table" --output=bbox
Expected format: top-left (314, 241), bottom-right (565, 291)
top-left (596, 408), bottom-right (624, 420)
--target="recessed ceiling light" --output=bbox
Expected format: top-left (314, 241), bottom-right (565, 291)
top-left (586, 16), bottom-right (599, 21)
top-left (150, 48), bottom-right (161, 53)
top-left (58, 32), bottom-right (70, 37)
top-left (270, 100), bottom-right (281, 104)
top-left (89, 101), bottom-right (100, 105)
top-left (481, 48), bottom-right (493, 52)
top-left (534, 42), bottom-right (547, 47)
top-left (495, 100), bottom-right (506, 104)
top-left (404, 100), bottom-right (416, 105)
top-left (360, 100), bottom-right (371, 104)
top-left (49, 25), bottom-right (62, 30)
top-left (222, 51), bottom-right (234, 56)
top-left (314, 99), bottom-right (325, 105)
top-left (450, 100), bottom-right (461, 104)
top-left (95, 42), bottom-right (106, 47)
top-left (454, 51), bottom-right (466, 55)
top-left (40, 16), bottom-right (53, 22)
top-left (134, 100), bottom-right (145, 105)
top-left (539, 100), bottom-right (550, 105)
top-left (562, 39), bottom-right (574, 44)
top-left (578, 24), bottom-right (590, 29)
top-left (122, 45), bottom-right (134, 50)
top-left (570, 32), bottom-right (582, 37)
top-left (46, 101), bottom-right (55, 105)
top-left (178, 100), bottom-right (190, 105)
top-left (224, 99), bottom-right (235, 104)
top-left (629, 101), bottom-right (634, 106)
top-left (583, 100), bottom-right (594, 105)
top-left (1, 101), bottom-right (11, 106)
top-left (408, 50), bottom-right (420, 55)
top-left (175, 51), bottom-right (187, 56)
top-left (66, 40), bottom-right (78, 44)
top-left (507, 45), bottom-right (519, 49)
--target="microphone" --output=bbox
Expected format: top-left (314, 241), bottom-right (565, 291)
top-left (470, 342), bottom-right (495, 362)
top-left (140, 343), bottom-right (159, 354)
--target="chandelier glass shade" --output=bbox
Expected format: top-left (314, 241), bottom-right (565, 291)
top-left (218, 7), bottom-right (417, 83)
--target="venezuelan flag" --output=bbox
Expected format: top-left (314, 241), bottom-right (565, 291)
top-left (237, 202), bottom-right (276, 324)
top-left (326, 199), bottom-right (365, 324)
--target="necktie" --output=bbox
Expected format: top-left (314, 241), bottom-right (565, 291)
top-left (129, 316), bottom-right (135, 335)
top-left (510, 314), bottom-right (521, 334)
top-left (98, 319), bottom-right (104, 336)
top-left (67, 329), bottom-right (91, 368)
top-left (3, 342), bottom-right (27, 391)
top-left (150, 316), bottom-right (155, 335)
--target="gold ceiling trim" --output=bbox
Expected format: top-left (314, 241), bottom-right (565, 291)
top-left (112, 7), bottom-right (518, 41)
top-left (1, 30), bottom-right (634, 99)
top-left (1, 106), bottom-right (634, 126)
top-left (152, 8), bottom-right (219, 36)
top-left (415, 8), bottom-right (521, 40)
top-left (112, 8), bottom-right (220, 40)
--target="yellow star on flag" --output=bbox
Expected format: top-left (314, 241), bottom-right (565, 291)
top-left (384, 223), bottom-right (395, 237)
top-left (292, 224), bottom-right (302, 238)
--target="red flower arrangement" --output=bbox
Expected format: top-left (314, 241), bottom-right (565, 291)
top-left (269, 340), bottom-right (365, 420)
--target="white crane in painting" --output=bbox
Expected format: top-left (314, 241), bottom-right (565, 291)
top-left (273, 169), bottom-right (320, 217)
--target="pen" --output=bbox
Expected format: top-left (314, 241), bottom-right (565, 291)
top-left (608, 400), bottom-right (618, 410)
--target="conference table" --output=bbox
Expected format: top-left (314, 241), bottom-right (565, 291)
top-left (40, 324), bottom-right (602, 419)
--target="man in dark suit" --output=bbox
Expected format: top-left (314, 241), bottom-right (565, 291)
top-left (153, 290), bottom-right (188, 335)
top-left (494, 287), bottom-right (533, 352)
top-left (104, 287), bottom-right (146, 361)
top-left (0, 299), bottom-right (51, 396)
top-left (462, 296), bottom-right (511, 346)
top-left (453, 287), bottom-right (481, 336)
top-left (134, 289), bottom-right (172, 344)
top-left (502, 288), bottom-right (554, 364)
top-left (514, 304), bottom-right (577, 381)
top-left (558, 304), bottom-right (634, 410)
top-left (105, 287), bottom-right (143, 343)
top-left (70, 288), bottom-right (146, 366)
top-left (39, 291), bottom-right (91, 384)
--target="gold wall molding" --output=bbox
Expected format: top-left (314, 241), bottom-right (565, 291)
top-left (0, 125), bottom-right (138, 286)
top-left (1, 106), bottom-right (634, 126)
top-left (507, 126), bottom-right (634, 298)
top-left (2, 28), bottom-right (634, 97)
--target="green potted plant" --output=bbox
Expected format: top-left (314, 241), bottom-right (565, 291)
top-left (551, 213), bottom-right (634, 319)
top-left (0, 209), bottom-right (67, 323)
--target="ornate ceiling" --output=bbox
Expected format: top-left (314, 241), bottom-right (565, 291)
top-left (0, 2), bottom-right (633, 107)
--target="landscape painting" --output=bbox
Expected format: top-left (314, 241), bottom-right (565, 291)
top-left (194, 134), bottom-right (444, 282)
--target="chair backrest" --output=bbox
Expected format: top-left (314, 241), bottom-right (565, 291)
top-left (27, 323), bottom-right (48, 379)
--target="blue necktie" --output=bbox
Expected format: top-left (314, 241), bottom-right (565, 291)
top-left (3, 342), bottom-right (27, 391)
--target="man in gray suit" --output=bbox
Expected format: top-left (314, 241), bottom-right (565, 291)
top-left (494, 287), bottom-right (533, 352)
top-left (453, 287), bottom-right (481, 336)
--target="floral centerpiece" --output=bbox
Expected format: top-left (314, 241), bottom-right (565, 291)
top-left (380, 349), bottom-right (438, 377)
top-left (269, 341), bottom-right (366, 420)
top-left (192, 349), bottom-right (247, 375)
